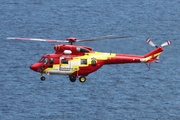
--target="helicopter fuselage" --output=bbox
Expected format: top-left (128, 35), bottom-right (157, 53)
top-left (30, 44), bottom-right (163, 82)
top-left (7, 36), bottom-right (171, 83)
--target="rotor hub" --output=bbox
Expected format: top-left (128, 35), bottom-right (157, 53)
top-left (66, 37), bottom-right (77, 44)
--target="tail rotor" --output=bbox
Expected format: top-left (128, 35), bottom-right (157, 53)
top-left (146, 38), bottom-right (172, 63)
top-left (146, 38), bottom-right (172, 48)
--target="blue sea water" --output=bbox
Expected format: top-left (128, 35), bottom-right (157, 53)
top-left (0, 0), bottom-right (180, 119)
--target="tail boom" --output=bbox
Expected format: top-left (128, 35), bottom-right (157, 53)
top-left (141, 47), bottom-right (164, 63)
top-left (104, 39), bottom-right (171, 64)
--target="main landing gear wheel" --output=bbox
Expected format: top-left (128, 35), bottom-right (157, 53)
top-left (79, 76), bottom-right (86, 83)
top-left (40, 76), bottom-right (46, 81)
top-left (69, 75), bottom-right (76, 82)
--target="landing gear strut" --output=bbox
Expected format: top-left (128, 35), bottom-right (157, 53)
top-left (40, 73), bottom-right (46, 81)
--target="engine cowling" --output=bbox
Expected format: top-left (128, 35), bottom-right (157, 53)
top-left (54, 44), bottom-right (93, 54)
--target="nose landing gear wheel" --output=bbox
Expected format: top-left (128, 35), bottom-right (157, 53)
top-left (40, 76), bottom-right (46, 81)
top-left (79, 76), bottom-right (86, 83)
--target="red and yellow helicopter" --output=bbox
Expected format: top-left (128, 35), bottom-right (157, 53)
top-left (7, 36), bottom-right (171, 83)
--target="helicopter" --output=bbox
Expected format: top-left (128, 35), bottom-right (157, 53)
top-left (7, 36), bottom-right (171, 83)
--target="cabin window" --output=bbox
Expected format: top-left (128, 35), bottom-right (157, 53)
top-left (91, 57), bottom-right (96, 66)
top-left (81, 59), bottom-right (87, 65)
top-left (61, 59), bottom-right (68, 64)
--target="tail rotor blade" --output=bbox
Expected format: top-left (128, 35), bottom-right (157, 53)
top-left (146, 38), bottom-right (157, 47)
top-left (161, 41), bottom-right (172, 47)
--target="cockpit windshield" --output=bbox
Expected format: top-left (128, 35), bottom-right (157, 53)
top-left (39, 57), bottom-right (48, 64)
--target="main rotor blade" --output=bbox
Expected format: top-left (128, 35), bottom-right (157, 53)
top-left (7, 35), bottom-right (134, 44)
top-left (77, 35), bottom-right (134, 42)
top-left (7, 37), bottom-right (67, 42)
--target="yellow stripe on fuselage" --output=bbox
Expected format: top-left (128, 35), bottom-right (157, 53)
top-left (44, 52), bottom-right (116, 74)
top-left (144, 52), bottom-right (162, 62)
top-left (69, 52), bottom-right (116, 73)
top-left (44, 64), bottom-right (59, 72)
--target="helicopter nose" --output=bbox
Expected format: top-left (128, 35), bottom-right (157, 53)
top-left (30, 63), bottom-right (43, 72)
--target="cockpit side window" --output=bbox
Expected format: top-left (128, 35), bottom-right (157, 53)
top-left (49, 58), bottom-right (54, 64)
top-left (44, 58), bottom-right (48, 64)
top-left (48, 58), bottom-right (54, 68)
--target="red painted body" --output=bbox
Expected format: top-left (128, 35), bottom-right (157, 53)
top-left (30, 44), bottom-right (164, 77)
top-left (7, 36), bottom-right (171, 82)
